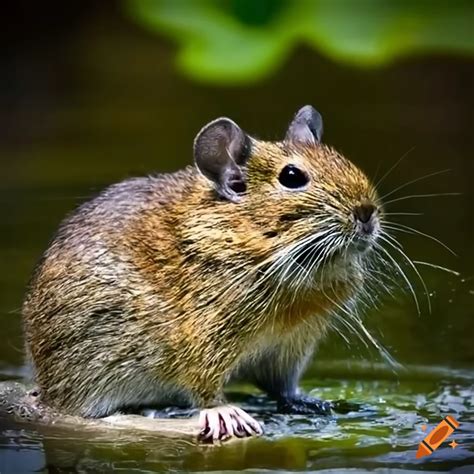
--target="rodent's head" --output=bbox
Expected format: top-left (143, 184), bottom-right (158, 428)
top-left (194, 106), bottom-right (381, 283)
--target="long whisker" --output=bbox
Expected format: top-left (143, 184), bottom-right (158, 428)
top-left (379, 231), bottom-right (404, 250)
top-left (330, 311), bottom-right (369, 349)
top-left (373, 241), bottom-right (421, 315)
top-left (370, 160), bottom-right (383, 187)
top-left (274, 225), bottom-right (336, 286)
top-left (318, 281), bottom-right (366, 346)
top-left (322, 284), bottom-right (401, 368)
top-left (382, 192), bottom-right (461, 206)
top-left (369, 251), bottom-right (404, 296)
top-left (327, 314), bottom-right (351, 345)
top-left (283, 225), bottom-right (339, 290)
top-left (377, 169), bottom-right (451, 201)
top-left (379, 232), bottom-right (431, 314)
top-left (413, 261), bottom-right (461, 276)
top-left (382, 212), bottom-right (424, 217)
top-left (245, 224), bottom-right (338, 316)
top-left (288, 233), bottom-right (341, 309)
top-left (382, 221), bottom-right (457, 256)
top-left (374, 147), bottom-right (416, 189)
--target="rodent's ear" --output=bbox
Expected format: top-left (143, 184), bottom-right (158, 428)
top-left (194, 117), bottom-right (251, 202)
top-left (285, 105), bottom-right (323, 146)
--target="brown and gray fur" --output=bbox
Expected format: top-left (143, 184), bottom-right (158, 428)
top-left (22, 106), bottom-right (381, 418)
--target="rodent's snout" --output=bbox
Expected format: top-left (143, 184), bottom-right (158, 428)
top-left (353, 202), bottom-right (379, 236)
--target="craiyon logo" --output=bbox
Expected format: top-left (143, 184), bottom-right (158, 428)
top-left (416, 415), bottom-right (460, 458)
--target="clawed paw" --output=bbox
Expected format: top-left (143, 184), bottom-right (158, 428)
top-left (198, 405), bottom-right (263, 442)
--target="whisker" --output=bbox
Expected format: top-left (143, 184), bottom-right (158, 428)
top-left (327, 315), bottom-right (351, 345)
top-left (370, 160), bottom-right (383, 187)
top-left (379, 231), bottom-right (404, 250)
top-left (322, 285), bottom-right (401, 368)
top-left (374, 147), bottom-right (416, 189)
top-left (379, 233), bottom-right (431, 314)
top-left (286, 227), bottom-right (339, 288)
top-left (382, 221), bottom-right (457, 256)
top-left (246, 224), bottom-right (339, 316)
top-left (378, 169), bottom-right (451, 201)
top-left (374, 241), bottom-right (421, 315)
top-left (413, 261), bottom-right (461, 276)
top-left (331, 312), bottom-right (369, 349)
top-left (383, 192), bottom-right (461, 206)
top-left (373, 255), bottom-right (404, 296)
top-left (382, 212), bottom-right (424, 217)
top-left (275, 226), bottom-right (336, 286)
top-left (320, 287), bottom-right (369, 349)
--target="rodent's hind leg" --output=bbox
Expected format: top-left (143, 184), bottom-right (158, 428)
top-left (198, 405), bottom-right (263, 442)
top-left (276, 394), bottom-right (332, 415)
top-left (244, 341), bottom-right (333, 416)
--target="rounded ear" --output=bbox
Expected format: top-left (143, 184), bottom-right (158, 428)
top-left (194, 117), bottom-right (251, 202)
top-left (285, 105), bottom-right (323, 146)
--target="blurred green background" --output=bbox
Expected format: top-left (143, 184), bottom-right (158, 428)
top-left (126, 0), bottom-right (474, 83)
top-left (0, 1), bottom-right (473, 472)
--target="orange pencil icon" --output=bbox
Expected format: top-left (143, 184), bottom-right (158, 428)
top-left (416, 415), bottom-right (460, 458)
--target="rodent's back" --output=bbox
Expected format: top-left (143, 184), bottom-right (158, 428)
top-left (24, 169), bottom-right (192, 314)
top-left (23, 167), bottom-right (206, 415)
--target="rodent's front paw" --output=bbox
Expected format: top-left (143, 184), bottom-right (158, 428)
top-left (198, 405), bottom-right (263, 442)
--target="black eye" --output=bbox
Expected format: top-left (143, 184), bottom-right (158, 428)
top-left (278, 165), bottom-right (309, 189)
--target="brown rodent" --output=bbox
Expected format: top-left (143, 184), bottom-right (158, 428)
top-left (22, 105), bottom-right (381, 441)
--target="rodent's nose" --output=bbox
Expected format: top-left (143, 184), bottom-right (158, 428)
top-left (353, 203), bottom-right (378, 236)
top-left (353, 203), bottom-right (376, 224)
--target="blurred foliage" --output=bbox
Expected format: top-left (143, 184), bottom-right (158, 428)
top-left (124, 0), bottom-right (474, 84)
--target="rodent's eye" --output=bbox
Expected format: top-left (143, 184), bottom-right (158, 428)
top-left (278, 165), bottom-right (309, 189)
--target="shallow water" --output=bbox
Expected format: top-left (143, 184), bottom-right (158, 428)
top-left (1, 363), bottom-right (473, 472)
top-left (1, 3), bottom-right (473, 473)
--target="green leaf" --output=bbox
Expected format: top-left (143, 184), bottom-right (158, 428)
top-left (124, 0), bottom-right (474, 84)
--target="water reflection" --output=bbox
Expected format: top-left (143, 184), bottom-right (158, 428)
top-left (1, 370), bottom-right (473, 472)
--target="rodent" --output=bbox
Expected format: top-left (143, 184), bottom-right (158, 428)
top-left (22, 105), bottom-right (381, 441)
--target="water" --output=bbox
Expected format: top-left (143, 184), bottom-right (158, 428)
top-left (1, 4), bottom-right (473, 473)
top-left (1, 367), bottom-right (473, 472)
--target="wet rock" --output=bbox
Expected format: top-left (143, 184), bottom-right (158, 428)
top-left (0, 381), bottom-right (199, 438)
